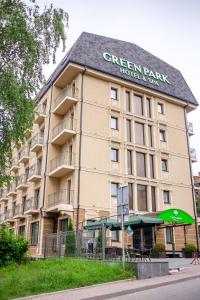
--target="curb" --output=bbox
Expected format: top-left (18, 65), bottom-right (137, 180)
top-left (83, 274), bottom-right (200, 300)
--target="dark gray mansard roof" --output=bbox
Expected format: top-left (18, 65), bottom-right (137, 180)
top-left (39, 32), bottom-right (198, 106)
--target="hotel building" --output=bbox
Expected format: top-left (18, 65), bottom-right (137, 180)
top-left (0, 32), bottom-right (198, 257)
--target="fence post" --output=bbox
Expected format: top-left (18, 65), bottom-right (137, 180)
top-left (102, 224), bottom-right (106, 261)
top-left (44, 235), bottom-right (48, 258)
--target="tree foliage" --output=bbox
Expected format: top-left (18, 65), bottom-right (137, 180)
top-left (0, 225), bottom-right (29, 266)
top-left (65, 218), bottom-right (76, 257)
top-left (0, 0), bottom-right (68, 186)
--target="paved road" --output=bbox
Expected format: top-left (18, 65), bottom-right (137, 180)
top-left (109, 277), bottom-right (200, 300)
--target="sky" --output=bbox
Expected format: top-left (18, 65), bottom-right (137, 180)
top-left (40, 0), bottom-right (200, 175)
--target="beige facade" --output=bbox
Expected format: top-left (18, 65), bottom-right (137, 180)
top-left (0, 61), bottom-right (198, 256)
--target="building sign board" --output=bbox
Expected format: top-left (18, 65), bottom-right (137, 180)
top-left (103, 52), bottom-right (171, 87)
top-left (157, 209), bottom-right (195, 224)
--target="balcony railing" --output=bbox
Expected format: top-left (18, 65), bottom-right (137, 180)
top-left (16, 174), bottom-right (28, 190)
top-left (28, 164), bottom-right (42, 182)
top-left (18, 146), bottom-right (30, 163)
top-left (47, 189), bottom-right (73, 209)
top-left (24, 197), bottom-right (39, 213)
top-left (13, 204), bottom-right (24, 218)
top-left (187, 122), bottom-right (194, 135)
top-left (49, 152), bottom-right (75, 177)
top-left (7, 182), bottom-right (17, 196)
top-left (34, 103), bottom-right (47, 124)
top-left (190, 148), bottom-right (198, 162)
top-left (0, 190), bottom-right (8, 201)
top-left (53, 85), bottom-right (78, 115)
top-left (52, 117), bottom-right (76, 145)
top-left (10, 158), bottom-right (19, 172)
top-left (31, 134), bottom-right (44, 152)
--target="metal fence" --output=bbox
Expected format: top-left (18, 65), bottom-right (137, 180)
top-left (44, 229), bottom-right (113, 260)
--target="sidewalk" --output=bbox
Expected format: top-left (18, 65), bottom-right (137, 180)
top-left (16, 265), bottom-right (200, 300)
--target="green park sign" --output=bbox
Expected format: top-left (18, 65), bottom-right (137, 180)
top-left (157, 209), bottom-right (195, 224)
top-left (103, 52), bottom-right (171, 87)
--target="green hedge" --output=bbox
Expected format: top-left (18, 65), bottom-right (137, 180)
top-left (0, 225), bottom-right (29, 266)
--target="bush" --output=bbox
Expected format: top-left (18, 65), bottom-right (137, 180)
top-left (0, 225), bottom-right (29, 266)
top-left (153, 243), bottom-right (165, 252)
top-left (184, 243), bottom-right (197, 253)
top-left (65, 219), bottom-right (76, 257)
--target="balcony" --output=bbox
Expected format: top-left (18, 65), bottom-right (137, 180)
top-left (0, 210), bottom-right (13, 223)
top-left (190, 148), bottom-right (198, 163)
top-left (24, 197), bottom-right (39, 215)
top-left (34, 103), bottom-right (47, 125)
top-left (13, 204), bottom-right (25, 219)
top-left (49, 152), bottom-right (75, 178)
top-left (18, 147), bottom-right (30, 164)
top-left (187, 122), bottom-right (194, 136)
top-left (0, 190), bottom-right (9, 202)
top-left (47, 189), bottom-right (73, 212)
top-left (7, 183), bottom-right (17, 197)
top-left (30, 134), bottom-right (44, 153)
top-left (10, 158), bottom-right (19, 172)
top-left (51, 117), bottom-right (76, 145)
top-left (28, 165), bottom-right (42, 183)
top-left (16, 175), bottom-right (28, 190)
top-left (53, 85), bottom-right (78, 115)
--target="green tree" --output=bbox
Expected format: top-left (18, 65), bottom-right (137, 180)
top-left (65, 218), bottom-right (76, 257)
top-left (0, 0), bottom-right (68, 186)
top-left (0, 225), bottom-right (29, 266)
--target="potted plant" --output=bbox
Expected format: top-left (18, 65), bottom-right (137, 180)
top-left (152, 243), bottom-right (166, 258)
top-left (183, 243), bottom-right (197, 258)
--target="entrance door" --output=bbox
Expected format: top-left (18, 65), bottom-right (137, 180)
top-left (133, 227), bottom-right (153, 249)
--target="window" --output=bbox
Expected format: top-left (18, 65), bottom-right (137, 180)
top-left (31, 222), bottom-right (39, 245)
top-left (149, 155), bottom-right (155, 178)
top-left (111, 148), bottom-right (119, 162)
top-left (136, 152), bottom-right (146, 177)
top-left (22, 196), bottom-right (26, 214)
top-left (163, 190), bottom-right (170, 204)
top-left (135, 122), bottom-right (145, 145)
top-left (146, 98), bottom-right (151, 118)
top-left (111, 87), bottom-right (118, 100)
top-left (148, 125), bottom-right (153, 147)
top-left (18, 225), bottom-right (25, 236)
top-left (151, 187), bottom-right (156, 212)
top-left (37, 158), bottom-right (42, 174)
top-left (35, 189), bottom-right (40, 209)
top-left (127, 150), bottom-right (133, 175)
top-left (13, 202), bottom-right (16, 216)
top-left (69, 145), bottom-right (73, 165)
top-left (161, 159), bottom-right (168, 172)
top-left (112, 230), bottom-right (119, 241)
top-left (134, 95), bottom-right (143, 115)
top-left (157, 102), bottom-right (164, 114)
top-left (126, 91), bottom-right (131, 112)
top-left (160, 129), bottom-right (166, 142)
top-left (25, 168), bottom-right (29, 181)
top-left (128, 183), bottom-right (133, 210)
top-left (111, 117), bottom-right (118, 130)
top-left (137, 184), bottom-right (147, 211)
top-left (67, 180), bottom-right (71, 204)
top-left (60, 219), bottom-right (68, 232)
top-left (126, 119), bottom-right (132, 142)
top-left (166, 227), bottom-right (173, 244)
top-left (111, 183), bottom-right (118, 197)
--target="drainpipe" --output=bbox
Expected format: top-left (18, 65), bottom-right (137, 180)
top-left (184, 105), bottom-right (199, 252)
top-left (76, 69), bottom-right (86, 230)
top-left (39, 84), bottom-right (54, 256)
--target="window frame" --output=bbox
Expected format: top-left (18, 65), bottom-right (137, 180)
top-left (137, 184), bottom-right (148, 211)
top-left (125, 91), bottom-right (131, 112)
top-left (31, 222), bottom-right (39, 246)
top-left (134, 94), bottom-right (143, 116)
top-left (111, 230), bottom-right (120, 242)
top-left (111, 182), bottom-right (119, 197)
top-left (135, 122), bottom-right (145, 145)
top-left (111, 148), bottom-right (119, 162)
top-left (163, 190), bottom-right (170, 204)
top-left (160, 129), bottom-right (166, 142)
top-left (111, 87), bottom-right (118, 100)
top-left (157, 102), bottom-right (164, 114)
top-left (166, 227), bottom-right (173, 244)
top-left (161, 159), bottom-right (168, 172)
top-left (146, 98), bottom-right (151, 118)
top-left (111, 116), bottom-right (118, 130)
top-left (136, 152), bottom-right (146, 177)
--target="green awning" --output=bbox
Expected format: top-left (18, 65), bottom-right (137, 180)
top-left (84, 215), bottom-right (163, 230)
top-left (124, 215), bottom-right (163, 229)
top-left (157, 209), bottom-right (195, 224)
